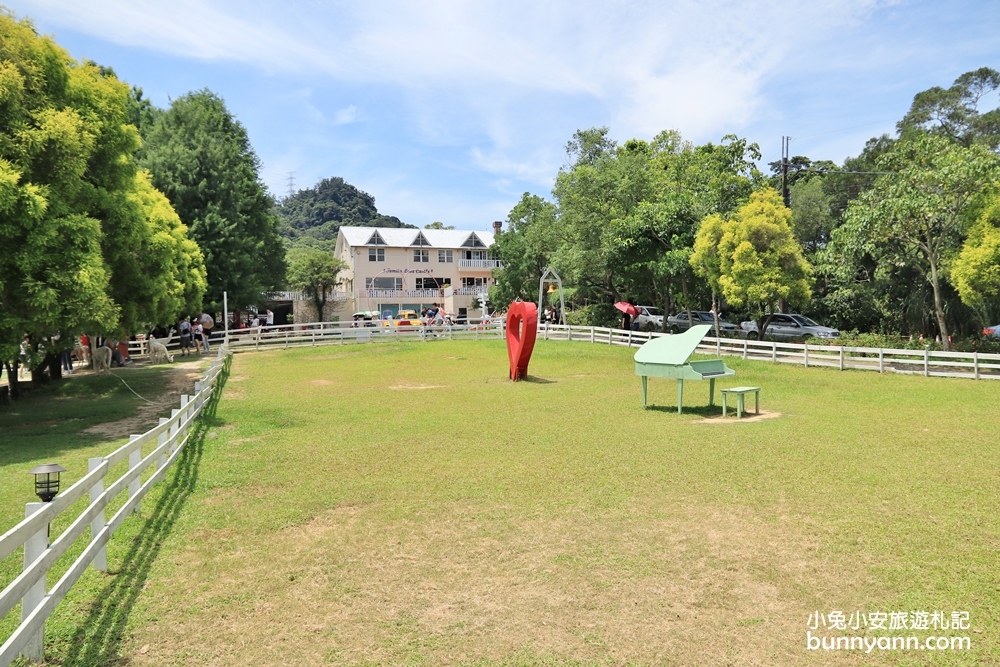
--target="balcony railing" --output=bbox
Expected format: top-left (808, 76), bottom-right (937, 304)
top-left (458, 259), bottom-right (504, 270)
top-left (263, 290), bottom-right (352, 302)
top-left (453, 286), bottom-right (489, 295)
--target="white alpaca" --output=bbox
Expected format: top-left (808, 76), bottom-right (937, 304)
top-left (90, 339), bottom-right (112, 375)
top-left (149, 339), bottom-right (173, 364)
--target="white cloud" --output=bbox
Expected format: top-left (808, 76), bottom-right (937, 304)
top-left (334, 105), bottom-right (358, 125)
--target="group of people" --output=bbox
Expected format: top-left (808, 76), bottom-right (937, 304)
top-left (420, 303), bottom-right (451, 326)
top-left (231, 309), bottom-right (273, 330)
top-left (178, 316), bottom-right (212, 357)
top-left (541, 305), bottom-right (561, 324)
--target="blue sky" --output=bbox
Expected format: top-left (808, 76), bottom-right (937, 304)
top-left (12, 0), bottom-right (1000, 229)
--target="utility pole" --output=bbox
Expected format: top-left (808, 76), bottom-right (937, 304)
top-left (781, 136), bottom-right (790, 208)
top-left (286, 172), bottom-right (296, 198)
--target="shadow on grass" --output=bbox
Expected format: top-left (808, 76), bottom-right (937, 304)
top-left (56, 357), bottom-right (231, 667)
top-left (522, 376), bottom-right (557, 384)
top-left (644, 404), bottom-right (723, 417)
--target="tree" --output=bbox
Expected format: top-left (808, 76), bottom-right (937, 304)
top-left (789, 176), bottom-right (835, 254)
top-left (951, 194), bottom-right (1000, 322)
top-left (689, 213), bottom-right (728, 335)
top-left (276, 176), bottom-right (414, 250)
top-left (704, 189), bottom-right (813, 335)
top-left (424, 221), bottom-right (454, 230)
top-left (286, 248), bottom-right (348, 322)
top-left (841, 135), bottom-right (999, 349)
top-left (898, 67), bottom-right (1000, 150)
top-left (140, 90), bottom-right (285, 310)
top-left (490, 193), bottom-right (562, 307)
top-left (0, 13), bottom-right (205, 393)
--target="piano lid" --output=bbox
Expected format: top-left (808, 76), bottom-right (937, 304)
top-left (633, 324), bottom-right (713, 366)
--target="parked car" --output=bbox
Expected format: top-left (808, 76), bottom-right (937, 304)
top-left (383, 310), bottom-right (423, 328)
top-left (634, 305), bottom-right (664, 329)
top-left (740, 313), bottom-right (840, 340)
top-left (983, 324), bottom-right (1000, 337)
top-left (666, 310), bottom-right (740, 334)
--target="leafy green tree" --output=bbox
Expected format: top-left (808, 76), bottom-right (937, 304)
top-left (710, 189), bottom-right (813, 335)
top-left (286, 248), bottom-right (347, 322)
top-left (140, 90), bottom-right (285, 310)
top-left (789, 176), bottom-right (835, 254)
top-left (424, 221), bottom-right (454, 230)
top-left (689, 212), bottom-right (728, 334)
top-left (490, 193), bottom-right (562, 307)
top-left (0, 13), bottom-right (205, 392)
top-left (951, 194), bottom-right (1000, 323)
top-left (898, 67), bottom-right (1000, 150)
top-left (841, 135), bottom-right (999, 349)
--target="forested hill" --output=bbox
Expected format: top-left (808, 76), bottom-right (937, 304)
top-left (276, 177), bottom-right (415, 248)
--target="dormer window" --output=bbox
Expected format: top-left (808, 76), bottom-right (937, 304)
top-left (366, 231), bottom-right (387, 246)
top-left (460, 233), bottom-right (486, 248)
top-left (411, 232), bottom-right (431, 246)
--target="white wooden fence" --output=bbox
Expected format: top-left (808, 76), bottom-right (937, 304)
top-left (0, 346), bottom-right (232, 666)
top-left (223, 320), bottom-right (1000, 380)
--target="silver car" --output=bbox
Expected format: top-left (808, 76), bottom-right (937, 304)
top-left (666, 310), bottom-right (740, 334)
top-left (740, 313), bottom-right (840, 340)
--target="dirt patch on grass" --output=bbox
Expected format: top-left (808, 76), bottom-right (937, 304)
top-left (133, 501), bottom-right (873, 667)
top-left (697, 410), bottom-right (783, 424)
top-left (310, 379), bottom-right (334, 386)
top-left (389, 384), bottom-right (446, 390)
top-left (80, 363), bottom-right (204, 439)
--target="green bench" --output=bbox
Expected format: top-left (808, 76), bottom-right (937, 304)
top-left (721, 386), bottom-right (760, 418)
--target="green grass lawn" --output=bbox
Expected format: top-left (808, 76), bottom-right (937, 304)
top-left (3, 340), bottom-right (998, 666)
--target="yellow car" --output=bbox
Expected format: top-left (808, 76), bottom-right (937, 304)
top-left (383, 310), bottom-right (423, 328)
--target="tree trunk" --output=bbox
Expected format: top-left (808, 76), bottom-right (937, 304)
top-left (681, 275), bottom-right (692, 328)
top-left (711, 290), bottom-right (720, 338)
top-left (927, 253), bottom-right (951, 351)
top-left (48, 353), bottom-right (62, 381)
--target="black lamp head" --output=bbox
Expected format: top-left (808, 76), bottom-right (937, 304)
top-left (29, 463), bottom-right (66, 502)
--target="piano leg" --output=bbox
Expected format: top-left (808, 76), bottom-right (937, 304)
top-left (709, 377), bottom-right (715, 407)
top-left (642, 375), bottom-right (648, 408)
top-left (677, 379), bottom-right (683, 414)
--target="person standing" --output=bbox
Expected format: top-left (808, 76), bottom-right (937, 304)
top-left (265, 308), bottom-right (274, 328)
top-left (192, 319), bottom-right (203, 355)
top-left (178, 317), bottom-right (192, 357)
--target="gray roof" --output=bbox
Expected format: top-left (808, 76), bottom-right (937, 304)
top-left (339, 226), bottom-right (495, 249)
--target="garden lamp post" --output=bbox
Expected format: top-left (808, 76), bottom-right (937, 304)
top-left (29, 463), bottom-right (65, 502)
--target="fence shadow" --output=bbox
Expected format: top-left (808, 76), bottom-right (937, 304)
top-left (57, 357), bottom-right (230, 667)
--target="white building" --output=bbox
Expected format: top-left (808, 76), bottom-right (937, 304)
top-left (294, 224), bottom-right (504, 322)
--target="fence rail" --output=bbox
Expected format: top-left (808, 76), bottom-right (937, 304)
top-left (0, 347), bottom-right (232, 666)
top-left (221, 320), bottom-right (1000, 380)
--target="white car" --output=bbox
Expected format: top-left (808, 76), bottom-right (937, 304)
top-left (634, 306), bottom-right (664, 329)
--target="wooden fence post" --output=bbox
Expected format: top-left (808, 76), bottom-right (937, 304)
top-left (924, 348), bottom-right (930, 377)
top-left (157, 418), bottom-right (169, 471)
top-left (839, 347), bottom-right (845, 371)
top-left (742, 339), bottom-right (747, 359)
top-left (772, 341), bottom-right (777, 363)
top-left (804, 345), bottom-right (809, 368)
top-left (590, 327), bottom-right (595, 343)
top-left (974, 350), bottom-right (980, 380)
top-left (878, 349), bottom-right (884, 373)
top-left (20, 502), bottom-right (47, 663)
top-left (88, 458), bottom-right (108, 572)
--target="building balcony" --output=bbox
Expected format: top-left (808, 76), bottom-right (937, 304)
top-left (453, 286), bottom-right (489, 295)
top-left (356, 288), bottom-right (450, 299)
top-left (265, 290), bottom-right (352, 302)
top-left (458, 259), bottom-right (504, 270)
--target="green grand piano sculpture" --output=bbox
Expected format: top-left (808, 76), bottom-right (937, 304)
top-left (634, 324), bottom-right (735, 413)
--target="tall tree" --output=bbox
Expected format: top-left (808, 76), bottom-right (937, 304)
top-left (841, 135), bottom-right (999, 349)
top-left (704, 189), bottom-right (813, 335)
top-left (898, 67), bottom-right (1000, 150)
top-left (0, 13), bottom-right (204, 392)
top-left (140, 90), bottom-right (285, 310)
top-left (490, 193), bottom-right (562, 307)
top-left (951, 193), bottom-right (1000, 323)
top-left (286, 248), bottom-right (347, 322)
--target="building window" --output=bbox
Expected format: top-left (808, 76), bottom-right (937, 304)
top-left (369, 248), bottom-right (385, 262)
top-left (366, 277), bottom-right (402, 290)
top-left (462, 277), bottom-right (486, 287)
top-left (415, 277), bottom-right (447, 290)
top-left (438, 250), bottom-right (453, 263)
top-left (413, 249), bottom-right (429, 263)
